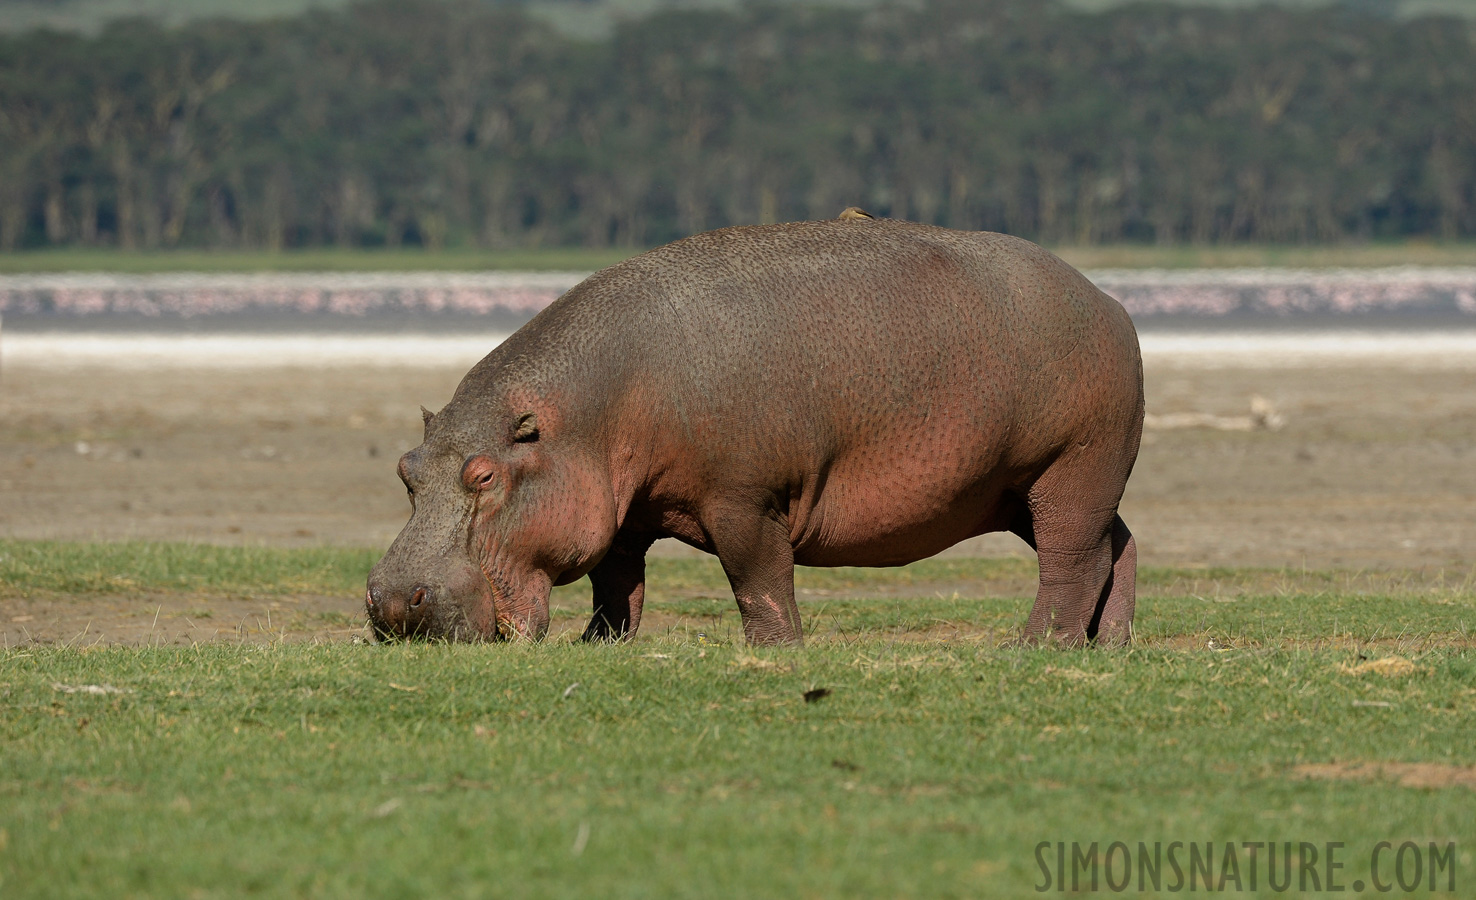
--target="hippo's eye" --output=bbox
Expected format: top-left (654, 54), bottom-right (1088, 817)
top-left (461, 454), bottom-right (499, 493)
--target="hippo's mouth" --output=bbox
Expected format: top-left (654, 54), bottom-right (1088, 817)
top-left (467, 530), bottom-right (550, 641)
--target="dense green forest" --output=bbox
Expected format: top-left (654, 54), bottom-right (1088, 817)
top-left (6, 1), bottom-right (1476, 38)
top-left (2, 0), bottom-right (1474, 251)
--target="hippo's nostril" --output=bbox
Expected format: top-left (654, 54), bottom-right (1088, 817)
top-left (410, 586), bottom-right (428, 608)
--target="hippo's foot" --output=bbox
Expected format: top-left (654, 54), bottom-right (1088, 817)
top-left (1019, 511), bottom-right (1137, 648)
top-left (583, 535), bottom-right (652, 643)
top-left (580, 612), bottom-right (633, 642)
top-left (735, 594), bottom-right (804, 646)
top-left (709, 511), bottom-right (804, 646)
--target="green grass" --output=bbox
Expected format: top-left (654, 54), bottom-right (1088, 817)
top-left (5, 240), bottom-right (1476, 274)
top-left (1, 541), bottom-right (1473, 897)
top-left (0, 540), bottom-right (381, 598)
top-left (0, 539), bottom-right (1028, 601)
top-left (5, 539), bottom-right (1471, 643)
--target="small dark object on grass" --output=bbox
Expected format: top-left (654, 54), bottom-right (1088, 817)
top-left (804, 688), bottom-right (832, 703)
top-left (831, 758), bottom-right (860, 771)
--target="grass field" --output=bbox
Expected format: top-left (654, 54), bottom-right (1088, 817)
top-left (1, 541), bottom-right (1472, 897)
top-left (4, 241), bottom-right (1476, 274)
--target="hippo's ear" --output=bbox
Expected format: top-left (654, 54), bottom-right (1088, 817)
top-left (512, 412), bottom-right (539, 443)
top-left (421, 406), bottom-right (436, 435)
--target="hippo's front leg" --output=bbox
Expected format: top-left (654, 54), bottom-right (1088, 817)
top-left (708, 509), bottom-right (803, 646)
top-left (582, 534), bottom-right (654, 642)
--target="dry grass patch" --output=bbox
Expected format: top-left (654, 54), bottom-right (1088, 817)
top-left (1043, 666), bottom-right (1115, 682)
top-left (1293, 762), bottom-right (1476, 790)
top-left (1338, 656), bottom-right (1419, 677)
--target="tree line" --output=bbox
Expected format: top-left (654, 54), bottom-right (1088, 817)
top-left (1, 0), bottom-right (1473, 251)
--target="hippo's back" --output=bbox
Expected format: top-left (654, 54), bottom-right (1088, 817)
top-left (549, 220), bottom-right (1138, 456)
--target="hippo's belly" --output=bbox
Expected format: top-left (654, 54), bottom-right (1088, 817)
top-left (790, 440), bottom-right (1024, 568)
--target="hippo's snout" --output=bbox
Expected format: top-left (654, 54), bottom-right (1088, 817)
top-left (365, 581), bottom-right (445, 640)
top-left (365, 558), bottom-right (500, 642)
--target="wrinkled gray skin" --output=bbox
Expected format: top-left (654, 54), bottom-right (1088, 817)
top-left (367, 218), bottom-right (1143, 646)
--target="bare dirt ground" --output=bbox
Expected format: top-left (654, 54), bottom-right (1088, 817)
top-left (3, 343), bottom-right (1475, 644)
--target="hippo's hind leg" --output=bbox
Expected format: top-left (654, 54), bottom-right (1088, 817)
top-left (582, 534), bottom-right (655, 642)
top-left (707, 507), bottom-right (803, 646)
top-left (1094, 516), bottom-right (1137, 644)
top-left (1015, 458), bottom-right (1137, 646)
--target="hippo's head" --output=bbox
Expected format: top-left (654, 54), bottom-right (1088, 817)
top-left (365, 397), bottom-right (615, 642)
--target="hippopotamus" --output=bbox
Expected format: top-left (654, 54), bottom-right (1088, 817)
top-left (366, 217), bottom-right (1144, 646)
